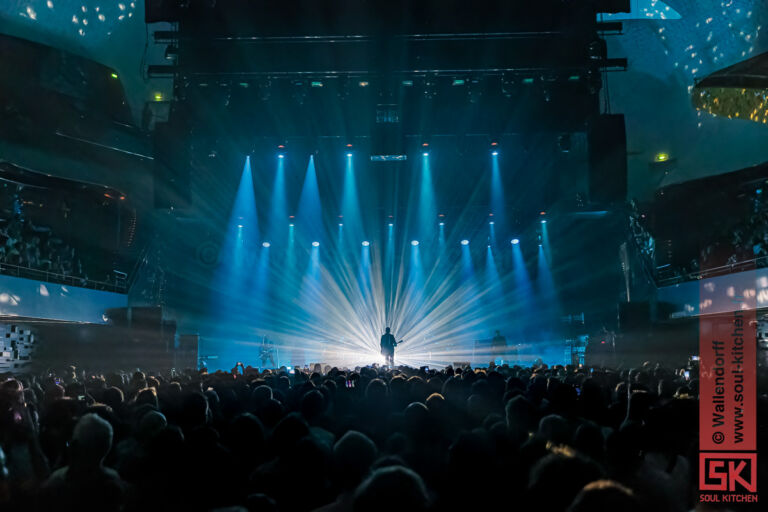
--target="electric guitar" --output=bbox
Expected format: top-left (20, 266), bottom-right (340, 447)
top-left (381, 339), bottom-right (404, 354)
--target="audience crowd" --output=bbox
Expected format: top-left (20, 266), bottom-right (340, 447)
top-left (1, 358), bottom-right (750, 512)
top-left (631, 193), bottom-right (768, 284)
top-left (0, 215), bottom-right (85, 279)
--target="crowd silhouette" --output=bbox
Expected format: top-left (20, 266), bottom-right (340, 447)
top-left (0, 360), bottom-right (763, 512)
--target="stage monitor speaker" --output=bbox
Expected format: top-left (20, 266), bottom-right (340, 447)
top-left (588, 114), bottom-right (627, 204)
top-left (131, 306), bottom-right (163, 332)
top-left (153, 121), bottom-right (191, 209)
top-left (176, 334), bottom-right (199, 369)
top-left (105, 307), bottom-right (129, 327)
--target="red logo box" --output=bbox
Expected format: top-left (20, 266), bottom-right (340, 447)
top-left (700, 453), bottom-right (757, 493)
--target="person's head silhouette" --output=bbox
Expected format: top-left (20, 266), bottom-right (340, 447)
top-left (385, 327), bottom-right (391, 334)
top-left (495, 330), bottom-right (501, 336)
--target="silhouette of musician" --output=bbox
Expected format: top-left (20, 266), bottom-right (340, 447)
top-left (380, 327), bottom-right (400, 366)
top-left (259, 336), bottom-right (276, 369)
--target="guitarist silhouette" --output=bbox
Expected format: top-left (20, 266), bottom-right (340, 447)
top-left (380, 327), bottom-right (403, 366)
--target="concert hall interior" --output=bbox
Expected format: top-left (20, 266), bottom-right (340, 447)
top-left (0, 1), bottom-right (767, 511)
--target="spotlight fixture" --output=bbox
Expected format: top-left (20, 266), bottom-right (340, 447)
top-left (346, 152), bottom-right (353, 158)
top-left (491, 150), bottom-right (498, 156)
top-left (362, 241), bottom-right (370, 247)
top-left (262, 242), bottom-right (271, 248)
top-left (439, 222), bottom-right (445, 226)
top-left (278, 154), bottom-right (285, 159)
top-left (541, 219), bottom-right (547, 224)
top-left (511, 238), bottom-right (520, 245)
top-left (289, 223), bottom-right (294, 227)
top-left (237, 224), bottom-right (244, 228)
top-left (338, 223), bottom-right (343, 227)
top-left (423, 152), bottom-right (429, 157)
top-left (655, 152), bottom-right (670, 162)
top-left (388, 223), bottom-right (393, 227)
top-left (312, 241), bottom-right (320, 247)
top-left (489, 221), bottom-right (495, 225)
top-left (411, 240), bottom-right (419, 246)
top-left (461, 239), bottom-right (469, 246)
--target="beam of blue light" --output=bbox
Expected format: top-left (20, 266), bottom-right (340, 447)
top-left (297, 155), bottom-right (323, 247)
top-left (220, 156), bottom-right (259, 286)
top-left (509, 240), bottom-right (533, 342)
top-left (540, 218), bottom-right (552, 263)
top-left (438, 222), bottom-right (446, 249)
top-left (537, 243), bottom-right (560, 321)
top-left (484, 245), bottom-right (505, 335)
top-left (253, 243), bottom-right (271, 324)
top-left (512, 240), bottom-right (533, 300)
top-left (341, 150), bottom-right (363, 249)
top-left (491, 151), bottom-right (505, 222)
top-left (418, 151), bottom-right (437, 241)
top-left (460, 242), bottom-right (474, 281)
top-left (358, 240), bottom-right (373, 303)
top-left (207, 155), bottom-right (261, 360)
top-left (269, 153), bottom-right (287, 241)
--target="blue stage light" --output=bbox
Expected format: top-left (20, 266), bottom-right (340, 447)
top-left (346, 152), bottom-right (353, 158)
top-left (262, 242), bottom-right (271, 248)
top-left (461, 239), bottom-right (469, 245)
top-left (439, 222), bottom-right (445, 226)
top-left (489, 221), bottom-right (494, 225)
top-left (541, 219), bottom-right (547, 224)
top-left (511, 238), bottom-right (520, 244)
top-left (237, 224), bottom-right (243, 228)
top-left (278, 154), bottom-right (284, 159)
top-left (492, 150), bottom-right (498, 156)
top-left (338, 223), bottom-right (343, 227)
top-left (411, 240), bottom-right (419, 246)
top-left (422, 152), bottom-right (429, 157)
top-left (312, 241), bottom-right (320, 247)
top-left (289, 223), bottom-right (294, 227)
top-left (388, 223), bottom-right (393, 227)
top-left (362, 241), bottom-right (370, 247)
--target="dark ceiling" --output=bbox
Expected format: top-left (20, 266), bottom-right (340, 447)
top-left (0, 0), bottom-right (767, 200)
